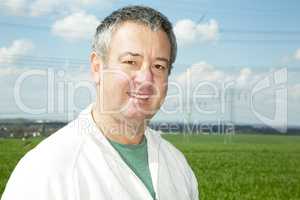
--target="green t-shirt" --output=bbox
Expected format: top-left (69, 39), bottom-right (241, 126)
top-left (108, 136), bottom-right (156, 199)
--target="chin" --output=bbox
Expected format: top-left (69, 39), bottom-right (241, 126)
top-left (122, 99), bottom-right (157, 120)
top-left (121, 107), bottom-right (156, 121)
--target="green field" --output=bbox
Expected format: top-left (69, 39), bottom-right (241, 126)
top-left (1, 134), bottom-right (300, 200)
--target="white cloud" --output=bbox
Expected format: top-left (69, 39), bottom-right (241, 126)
top-left (174, 19), bottom-right (219, 45)
top-left (175, 61), bottom-right (262, 91)
top-left (176, 62), bottom-right (226, 84)
top-left (51, 11), bottom-right (99, 41)
top-left (0, 0), bottom-right (27, 15)
top-left (0, 67), bottom-right (25, 77)
top-left (29, 0), bottom-right (62, 16)
top-left (0, 65), bottom-right (93, 120)
top-left (0, 39), bottom-right (34, 65)
top-left (170, 63), bottom-right (300, 126)
top-left (0, 65), bottom-right (90, 81)
top-left (294, 48), bottom-right (300, 60)
top-left (236, 68), bottom-right (252, 87)
top-left (1, 0), bottom-right (114, 16)
top-left (289, 84), bottom-right (300, 99)
top-left (76, 0), bottom-right (97, 6)
top-left (29, 0), bottom-right (99, 16)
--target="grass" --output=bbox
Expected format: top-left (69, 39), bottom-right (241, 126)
top-left (163, 134), bottom-right (300, 200)
top-left (0, 137), bottom-right (41, 196)
top-left (1, 134), bottom-right (300, 199)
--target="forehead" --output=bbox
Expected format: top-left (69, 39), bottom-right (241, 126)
top-left (108, 21), bottom-right (171, 59)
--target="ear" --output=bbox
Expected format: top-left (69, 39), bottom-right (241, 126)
top-left (90, 52), bottom-right (103, 84)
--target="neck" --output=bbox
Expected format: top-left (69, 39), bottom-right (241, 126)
top-left (91, 103), bottom-right (148, 145)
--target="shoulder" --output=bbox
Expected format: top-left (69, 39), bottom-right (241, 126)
top-left (30, 119), bottom-right (85, 172)
top-left (1, 119), bottom-right (86, 200)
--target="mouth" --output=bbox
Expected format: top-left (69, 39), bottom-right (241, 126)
top-left (127, 92), bottom-right (152, 101)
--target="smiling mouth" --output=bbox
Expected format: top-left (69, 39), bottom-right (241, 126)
top-left (127, 92), bottom-right (152, 100)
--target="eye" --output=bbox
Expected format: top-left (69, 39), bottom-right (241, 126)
top-left (123, 60), bottom-right (136, 65)
top-left (154, 64), bottom-right (166, 71)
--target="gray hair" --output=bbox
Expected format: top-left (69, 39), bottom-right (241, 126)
top-left (92, 5), bottom-right (177, 73)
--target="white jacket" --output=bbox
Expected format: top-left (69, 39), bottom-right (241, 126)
top-left (1, 105), bottom-right (199, 200)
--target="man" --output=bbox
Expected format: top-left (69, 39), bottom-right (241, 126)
top-left (1, 6), bottom-right (199, 200)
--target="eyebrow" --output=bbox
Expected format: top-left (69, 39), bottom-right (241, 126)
top-left (118, 51), bottom-right (170, 64)
top-left (156, 57), bottom-right (170, 65)
top-left (119, 52), bottom-right (143, 60)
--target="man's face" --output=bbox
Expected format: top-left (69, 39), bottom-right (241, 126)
top-left (97, 21), bottom-right (171, 121)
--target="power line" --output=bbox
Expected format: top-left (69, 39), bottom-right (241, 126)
top-left (0, 55), bottom-right (89, 68)
top-left (0, 21), bottom-right (49, 30)
top-left (0, 62), bottom-right (88, 69)
top-left (1, 0), bottom-right (297, 17)
top-left (1, 54), bottom-right (300, 70)
top-left (219, 29), bottom-right (300, 35)
top-left (1, 21), bottom-right (300, 38)
top-left (2, 54), bottom-right (88, 63)
top-left (146, 1), bottom-right (300, 16)
top-left (1, 63), bottom-right (299, 73)
top-left (218, 39), bottom-right (300, 43)
top-left (0, 2), bottom-right (74, 17)
top-left (1, 54), bottom-right (299, 71)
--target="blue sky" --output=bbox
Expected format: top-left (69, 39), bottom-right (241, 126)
top-left (0, 0), bottom-right (300, 128)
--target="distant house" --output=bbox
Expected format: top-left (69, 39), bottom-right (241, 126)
top-left (0, 128), bottom-right (9, 138)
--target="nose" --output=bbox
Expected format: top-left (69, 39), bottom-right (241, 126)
top-left (133, 65), bottom-right (154, 94)
top-left (135, 67), bottom-right (153, 82)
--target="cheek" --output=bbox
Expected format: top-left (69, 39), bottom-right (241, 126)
top-left (101, 71), bottom-right (132, 108)
top-left (159, 79), bottom-right (168, 94)
top-left (114, 73), bottom-right (131, 88)
top-left (159, 86), bottom-right (168, 104)
top-left (103, 70), bottom-right (131, 90)
top-left (153, 81), bottom-right (168, 102)
top-left (162, 82), bottom-right (168, 95)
